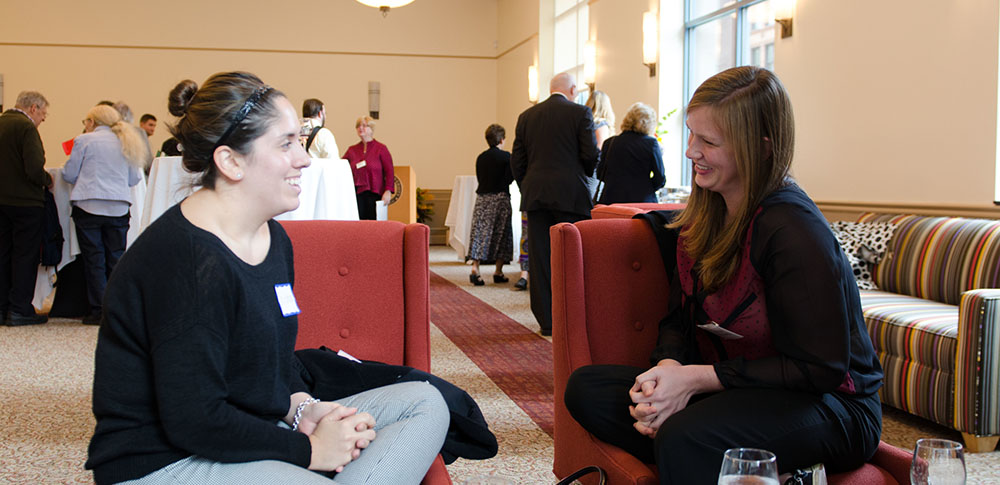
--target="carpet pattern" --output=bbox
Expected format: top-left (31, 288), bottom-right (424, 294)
top-left (429, 271), bottom-right (554, 437)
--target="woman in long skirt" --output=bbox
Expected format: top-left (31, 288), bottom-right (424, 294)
top-left (467, 124), bottom-right (514, 286)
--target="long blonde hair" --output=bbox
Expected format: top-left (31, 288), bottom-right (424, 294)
top-left (586, 90), bottom-right (616, 135)
top-left (669, 66), bottom-right (795, 291)
top-left (86, 105), bottom-right (148, 168)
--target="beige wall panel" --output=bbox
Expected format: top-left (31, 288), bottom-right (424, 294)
top-left (498, 0), bottom-right (540, 52)
top-left (776, 0), bottom-right (999, 206)
top-left (0, 45), bottom-right (496, 189)
top-left (1, 0), bottom-right (497, 58)
top-left (589, 0), bottom-right (660, 124)
top-left (496, 41), bottom-right (539, 152)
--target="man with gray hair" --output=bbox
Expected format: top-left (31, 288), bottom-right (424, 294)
top-left (510, 72), bottom-right (599, 336)
top-left (0, 91), bottom-right (52, 326)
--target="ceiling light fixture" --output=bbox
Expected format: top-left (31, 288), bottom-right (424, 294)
top-left (356, 0), bottom-right (415, 17)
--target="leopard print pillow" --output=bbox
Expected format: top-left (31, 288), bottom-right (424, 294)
top-left (829, 221), bottom-right (896, 290)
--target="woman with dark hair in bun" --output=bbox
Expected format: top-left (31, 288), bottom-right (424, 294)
top-left (85, 72), bottom-right (448, 485)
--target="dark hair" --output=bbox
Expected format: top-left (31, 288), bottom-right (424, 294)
top-left (97, 100), bottom-right (114, 107)
top-left (302, 98), bottom-right (324, 118)
top-left (484, 123), bottom-right (505, 147)
top-left (167, 72), bottom-right (285, 189)
top-left (140, 113), bottom-right (157, 123)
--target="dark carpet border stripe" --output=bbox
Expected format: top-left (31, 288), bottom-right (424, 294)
top-left (429, 270), bottom-right (554, 437)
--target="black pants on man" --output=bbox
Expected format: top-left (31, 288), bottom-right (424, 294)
top-left (565, 364), bottom-right (882, 484)
top-left (0, 204), bottom-right (44, 316)
top-left (71, 207), bottom-right (129, 315)
top-left (526, 209), bottom-right (588, 335)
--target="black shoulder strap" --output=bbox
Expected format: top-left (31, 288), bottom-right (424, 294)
top-left (595, 136), bottom-right (615, 182)
top-left (305, 126), bottom-right (322, 152)
top-left (635, 209), bottom-right (680, 279)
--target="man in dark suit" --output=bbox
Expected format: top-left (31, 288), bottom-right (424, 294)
top-left (0, 91), bottom-right (52, 326)
top-left (511, 72), bottom-right (599, 336)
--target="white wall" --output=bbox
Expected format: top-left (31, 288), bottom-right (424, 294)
top-left (0, 0), bottom-right (498, 189)
top-left (775, 0), bottom-right (1000, 206)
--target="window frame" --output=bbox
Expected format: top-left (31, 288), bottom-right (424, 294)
top-left (680, 0), bottom-right (771, 186)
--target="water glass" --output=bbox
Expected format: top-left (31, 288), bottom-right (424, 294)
top-left (718, 448), bottom-right (780, 485)
top-left (910, 438), bottom-right (966, 485)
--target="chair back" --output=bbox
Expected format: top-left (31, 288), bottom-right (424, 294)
top-left (281, 220), bottom-right (430, 370)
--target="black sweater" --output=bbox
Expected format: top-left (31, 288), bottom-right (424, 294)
top-left (86, 205), bottom-right (311, 484)
top-left (475, 146), bottom-right (513, 195)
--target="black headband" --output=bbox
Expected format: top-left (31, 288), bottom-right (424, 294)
top-left (213, 85), bottom-right (273, 151)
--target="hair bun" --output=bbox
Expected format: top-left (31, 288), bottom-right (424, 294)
top-left (167, 79), bottom-right (199, 117)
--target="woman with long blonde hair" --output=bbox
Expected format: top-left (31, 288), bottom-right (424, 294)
top-left (565, 67), bottom-right (883, 483)
top-left (62, 104), bottom-right (145, 324)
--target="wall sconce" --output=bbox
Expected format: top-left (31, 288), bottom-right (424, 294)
top-left (773, 0), bottom-right (794, 38)
top-left (583, 40), bottom-right (597, 91)
top-left (642, 11), bottom-right (658, 77)
top-left (528, 64), bottom-right (539, 104)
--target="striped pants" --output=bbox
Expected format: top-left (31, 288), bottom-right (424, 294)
top-left (121, 382), bottom-right (448, 485)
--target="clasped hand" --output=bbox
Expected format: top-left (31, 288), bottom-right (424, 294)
top-left (300, 401), bottom-right (377, 473)
top-left (628, 360), bottom-right (698, 438)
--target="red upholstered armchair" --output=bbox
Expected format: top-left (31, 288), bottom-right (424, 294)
top-left (550, 218), bottom-right (913, 485)
top-left (280, 220), bottom-right (451, 485)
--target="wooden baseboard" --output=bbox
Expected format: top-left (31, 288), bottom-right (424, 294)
top-left (816, 201), bottom-right (1000, 222)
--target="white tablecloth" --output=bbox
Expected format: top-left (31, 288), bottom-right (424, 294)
top-left (33, 167), bottom-right (146, 309)
top-left (274, 158), bottom-right (359, 221)
top-left (444, 175), bottom-right (521, 262)
top-left (139, 156), bottom-right (360, 233)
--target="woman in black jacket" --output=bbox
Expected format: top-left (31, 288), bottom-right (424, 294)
top-left (594, 102), bottom-right (665, 205)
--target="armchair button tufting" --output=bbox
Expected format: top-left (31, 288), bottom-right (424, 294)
top-left (634, 321), bottom-right (643, 331)
top-left (338, 267), bottom-right (349, 276)
top-left (340, 328), bottom-right (350, 338)
top-left (632, 261), bottom-right (641, 271)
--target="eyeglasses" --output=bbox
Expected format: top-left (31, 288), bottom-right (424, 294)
top-left (81, 119), bottom-right (91, 125)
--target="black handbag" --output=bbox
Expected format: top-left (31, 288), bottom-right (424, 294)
top-left (592, 136), bottom-right (616, 205)
top-left (556, 466), bottom-right (606, 485)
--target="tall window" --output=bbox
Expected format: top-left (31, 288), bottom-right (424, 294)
top-left (553, 0), bottom-right (589, 102)
top-left (681, 0), bottom-right (775, 185)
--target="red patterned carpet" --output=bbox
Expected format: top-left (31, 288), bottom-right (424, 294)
top-left (429, 271), bottom-right (554, 437)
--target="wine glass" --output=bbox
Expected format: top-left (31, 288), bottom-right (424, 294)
top-left (910, 438), bottom-right (966, 485)
top-left (718, 448), bottom-right (780, 485)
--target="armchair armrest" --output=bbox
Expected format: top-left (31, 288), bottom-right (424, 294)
top-left (954, 289), bottom-right (1000, 439)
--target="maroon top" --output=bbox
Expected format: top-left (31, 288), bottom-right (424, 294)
top-left (343, 139), bottom-right (394, 195)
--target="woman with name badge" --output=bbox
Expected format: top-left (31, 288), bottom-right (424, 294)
top-left (85, 72), bottom-right (448, 485)
top-left (343, 116), bottom-right (394, 220)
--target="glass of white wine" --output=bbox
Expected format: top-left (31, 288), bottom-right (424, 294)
top-left (718, 448), bottom-right (780, 485)
top-left (910, 438), bottom-right (966, 485)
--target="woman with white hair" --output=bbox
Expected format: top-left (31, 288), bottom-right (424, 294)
top-left (62, 104), bottom-right (145, 324)
top-left (594, 102), bottom-right (665, 205)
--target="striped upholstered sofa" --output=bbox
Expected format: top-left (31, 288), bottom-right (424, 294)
top-left (857, 212), bottom-right (1000, 453)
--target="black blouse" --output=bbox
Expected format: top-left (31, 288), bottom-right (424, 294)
top-left (643, 183), bottom-right (883, 396)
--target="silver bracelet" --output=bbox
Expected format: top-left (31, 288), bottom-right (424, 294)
top-left (291, 398), bottom-right (320, 431)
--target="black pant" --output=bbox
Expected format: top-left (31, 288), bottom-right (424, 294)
top-left (0, 204), bottom-right (44, 316)
top-left (356, 190), bottom-right (380, 221)
top-left (71, 206), bottom-right (129, 314)
top-left (526, 209), bottom-right (588, 333)
top-left (565, 364), bottom-right (882, 484)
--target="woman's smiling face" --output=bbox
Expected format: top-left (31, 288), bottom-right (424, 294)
top-left (686, 107), bottom-right (742, 210)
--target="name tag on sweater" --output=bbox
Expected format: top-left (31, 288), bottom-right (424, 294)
top-left (274, 284), bottom-right (300, 317)
top-left (356, 161), bottom-right (367, 169)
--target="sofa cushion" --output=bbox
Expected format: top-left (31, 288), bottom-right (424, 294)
top-left (858, 213), bottom-right (1000, 305)
top-left (860, 289), bottom-right (956, 425)
top-left (830, 221), bottom-right (896, 290)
